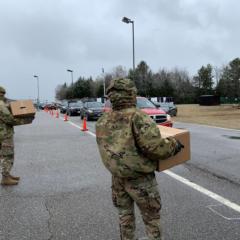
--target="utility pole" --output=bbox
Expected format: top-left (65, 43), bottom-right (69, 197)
top-left (102, 67), bottom-right (106, 98)
top-left (33, 75), bottom-right (40, 111)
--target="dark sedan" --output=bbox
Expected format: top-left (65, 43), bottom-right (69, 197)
top-left (158, 102), bottom-right (177, 116)
top-left (59, 101), bottom-right (68, 113)
top-left (66, 101), bottom-right (83, 116)
top-left (81, 101), bottom-right (103, 120)
top-left (151, 101), bottom-right (177, 116)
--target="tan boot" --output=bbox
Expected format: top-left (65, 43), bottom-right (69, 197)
top-left (1, 175), bottom-right (19, 185)
top-left (9, 174), bottom-right (20, 181)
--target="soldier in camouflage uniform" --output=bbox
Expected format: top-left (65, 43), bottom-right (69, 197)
top-left (0, 86), bottom-right (34, 185)
top-left (96, 78), bottom-right (183, 240)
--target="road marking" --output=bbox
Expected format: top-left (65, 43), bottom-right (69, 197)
top-left (165, 170), bottom-right (240, 214)
top-left (60, 117), bottom-right (96, 137)
top-left (64, 118), bottom-right (240, 214)
top-left (207, 204), bottom-right (240, 221)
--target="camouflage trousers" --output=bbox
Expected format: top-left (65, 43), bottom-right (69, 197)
top-left (0, 137), bottom-right (14, 176)
top-left (112, 172), bottom-right (162, 240)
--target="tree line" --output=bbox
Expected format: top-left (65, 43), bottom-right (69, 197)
top-left (55, 58), bottom-right (240, 104)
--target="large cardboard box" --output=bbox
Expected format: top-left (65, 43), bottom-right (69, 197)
top-left (157, 126), bottom-right (190, 171)
top-left (10, 100), bottom-right (36, 117)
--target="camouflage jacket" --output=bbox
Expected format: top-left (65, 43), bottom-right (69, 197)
top-left (0, 100), bottom-right (29, 141)
top-left (96, 107), bottom-right (177, 178)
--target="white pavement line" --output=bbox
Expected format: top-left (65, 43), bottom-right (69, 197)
top-left (60, 117), bottom-right (96, 137)
top-left (68, 121), bottom-right (82, 130)
top-left (165, 170), bottom-right (240, 214)
top-left (63, 118), bottom-right (240, 214)
top-left (207, 205), bottom-right (240, 221)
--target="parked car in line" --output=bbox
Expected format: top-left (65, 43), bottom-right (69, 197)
top-left (66, 101), bottom-right (83, 116)
top-left (44, 103), bottom-right (58, 110)
top-left (38, 103), bottom-right (46, 110)
top-left (81, 97), bottom-right (97, 103)
top-left (60, 101), bottom-right (69, 114)
top-left (81, 101), bottom-right (103, 120)
top-left (152, 101), bottom-right (177, 117)
top-left (103, 97), bottom-right (173, 127)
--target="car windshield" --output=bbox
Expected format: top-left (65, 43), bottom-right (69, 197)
top-left (61, 101), bottom-right (68, 106)
top-left (86, 102), bottom-right (103, 108)
top-left (69, 102), bottom-right (82, 107)
top-left (137, 98), bottom-right (156, 109)
top-left (160, 102), bottom-right (174, 107)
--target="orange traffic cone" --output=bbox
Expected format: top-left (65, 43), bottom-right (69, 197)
top-left (64, 114), bottom-right (68, 121)
top-left (56, 111), bottom-right (59, 118)
top-left (81, 117), bottom-right (88, 131)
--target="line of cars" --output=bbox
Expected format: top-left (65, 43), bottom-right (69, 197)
top-left (57, 97), bottom-right (177, 127)
top-left (59, 99), bottom-right (104, 120)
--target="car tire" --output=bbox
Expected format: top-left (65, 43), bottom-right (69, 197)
top-left (86, 114), bottom-right (89, 121)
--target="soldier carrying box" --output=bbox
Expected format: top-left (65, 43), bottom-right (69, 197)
top-left (96, 78), bottom-right (184, 240)
top-left (0, 86), bottom-right (35, 186)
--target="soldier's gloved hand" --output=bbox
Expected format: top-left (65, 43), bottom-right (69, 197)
top-left (20, 116), bottom-right (35, 124)
top-left (173, 140), bottom-right (184, 155)
top-left (27, 116), bottom-right (35, 123)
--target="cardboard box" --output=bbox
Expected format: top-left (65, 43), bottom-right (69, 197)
top-left (157, 126), bottom-right (190, 171)
top-left (10, 100), bottom-right (36, 117)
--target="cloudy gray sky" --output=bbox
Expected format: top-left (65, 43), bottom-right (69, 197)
top-left (0, 0), bottom-right (239, 101)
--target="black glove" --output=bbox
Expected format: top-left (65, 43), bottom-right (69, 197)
top-left (20, 116), bottom-right (35, 124)
top-left (174, 140), bottom-right (184, 155)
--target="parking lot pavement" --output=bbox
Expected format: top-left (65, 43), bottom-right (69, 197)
top-left (174, 122), bottom-right (240, 184)
top-left (0, 112), bottom-right (240, 240)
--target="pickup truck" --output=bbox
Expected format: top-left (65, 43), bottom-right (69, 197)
top-left (103, 96), bottom-right (173, 127)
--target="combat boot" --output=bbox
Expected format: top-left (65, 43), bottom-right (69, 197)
top-left (9, 174), bottom-right (20, 181)
top-left (1, 175), bottom-right (19, 185)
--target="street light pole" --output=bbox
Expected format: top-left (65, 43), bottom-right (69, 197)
top-left (132, 21), bottom-right (135, 71)
top-left (67, 69), bottom-right (74, 85)
top-left (102, 67), bottom-right (106, 98)
top-left (33, 75), bottom-right (40, 111)
top-left (122, 16), bottom-right (135, 71)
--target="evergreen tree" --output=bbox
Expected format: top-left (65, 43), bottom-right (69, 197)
top-left (216, 58), bottom-right (240, 98)
top-left (194, 64), bottom-right (214, 95)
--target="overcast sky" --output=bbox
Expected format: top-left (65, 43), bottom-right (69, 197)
top-left (0, 0), bottom-right (239, 101)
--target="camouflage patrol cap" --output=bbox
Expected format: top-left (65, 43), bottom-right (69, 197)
top-left (106, 78), bottom-right (137, 96)
top-left (0, 86), bottom-right (6, 94)
top-left (106, 78), bottom-right (137, 110)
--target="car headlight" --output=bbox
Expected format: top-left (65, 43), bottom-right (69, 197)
top-left (87, 110), bottom-right (93, 113)
top-left (167, 114), bottom-right (171, 121)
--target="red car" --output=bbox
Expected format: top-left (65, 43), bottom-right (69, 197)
top-left (103, 96), bottom-right (173, 127)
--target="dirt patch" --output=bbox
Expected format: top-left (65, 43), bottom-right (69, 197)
top-left (173, 104), bottom-right (240, 130)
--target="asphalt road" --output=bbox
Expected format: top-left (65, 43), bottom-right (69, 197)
top-left (0, 111), bottom-right (239, 240)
